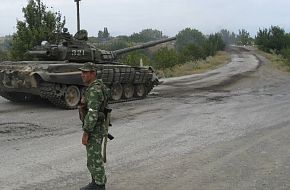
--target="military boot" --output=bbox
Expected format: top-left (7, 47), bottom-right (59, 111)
top-left (80, 179), bottom-right (98, 190)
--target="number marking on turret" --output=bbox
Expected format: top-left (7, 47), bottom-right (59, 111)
top-left (72, 49), bottom-right (85, 56)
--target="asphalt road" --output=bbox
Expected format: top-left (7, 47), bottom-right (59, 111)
top-left (1, 47), bottom-right (290, 190)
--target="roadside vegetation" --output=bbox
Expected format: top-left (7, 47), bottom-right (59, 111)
top-left (255, 26), bottom-right (290, 71)
top-left (158, 51), bottom-right (230, 78)
top-left (0, 0), bottom-right (290, 76)
top-left (257, 50), bottom-right (290, 72)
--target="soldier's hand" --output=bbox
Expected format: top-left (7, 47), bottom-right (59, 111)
top-left (82, 132), bottom-right (89, 145)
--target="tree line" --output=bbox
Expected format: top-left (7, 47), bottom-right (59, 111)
top-left (121, 28), bottom-right (226, 70)
top-left (255, 26), bottom-right (290, 65)
top-left (1, 0), bottom-right (290, 70)
top-left (0, 0), bottom-right (226, 70)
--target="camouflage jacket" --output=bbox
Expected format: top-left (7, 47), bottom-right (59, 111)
top-left (82, 79), bottom-right (105, 134)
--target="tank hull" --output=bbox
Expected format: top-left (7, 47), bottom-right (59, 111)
top-left (0, 61), bottom-right (158, 109)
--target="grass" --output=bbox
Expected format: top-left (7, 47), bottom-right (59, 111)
top-left (256, 50), bottom-right (290, 72)
top-left (157, 51), bottom-right (231, 78)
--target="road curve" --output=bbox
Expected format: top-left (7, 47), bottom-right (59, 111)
top-left (1, 46), bottom-right (290, 190)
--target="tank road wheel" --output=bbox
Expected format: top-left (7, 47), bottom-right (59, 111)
top-left (111, 83), bottom-right (123, 101)
top-left (134, 84), bottom-right (146, 98)
top-left (64, 85), bottom-right (81, 109)
top-left (122, 84), bottom-right (134, 99)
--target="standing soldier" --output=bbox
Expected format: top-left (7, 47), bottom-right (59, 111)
top-left (78, 62), bottom-right (107, 190)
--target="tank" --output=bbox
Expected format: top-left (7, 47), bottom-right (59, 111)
top-left (0, 29), bottom-right (176, 109)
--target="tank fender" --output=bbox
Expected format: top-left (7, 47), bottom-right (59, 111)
top-left (30, 71), bottom-right (83, 86)
top-left (30, 72), bottom-right (50, 88)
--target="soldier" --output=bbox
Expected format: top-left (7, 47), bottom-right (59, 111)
top-left (78, 62), bottom-right (107, 190)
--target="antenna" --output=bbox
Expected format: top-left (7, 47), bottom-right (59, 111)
top-left (74, 0), bottom-right (81, 32)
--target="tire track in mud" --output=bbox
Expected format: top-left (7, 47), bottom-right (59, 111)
top-left (0, 122), bottom-right (55, 142)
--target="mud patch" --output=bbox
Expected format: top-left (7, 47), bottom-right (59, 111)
top-left (0, 122), bottom-right (54, 142)
top-left (199, 90), bottom-right (232, 103)
top-left (206, 95), bottom-right (226, 102)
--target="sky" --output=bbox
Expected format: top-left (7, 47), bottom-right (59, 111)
top-left (0, 0), bottom-right (290, 37)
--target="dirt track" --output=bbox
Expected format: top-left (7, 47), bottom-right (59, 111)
top-left (1, 46), bottom-right (290, 190)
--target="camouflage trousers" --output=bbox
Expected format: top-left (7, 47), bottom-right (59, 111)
top-left (86, 135), bottom-right (107, 185)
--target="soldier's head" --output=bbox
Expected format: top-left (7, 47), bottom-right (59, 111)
top-left (79, 62), bottom-right (97, 85)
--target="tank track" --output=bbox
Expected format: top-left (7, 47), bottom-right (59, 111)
top-left (0, 91), bottom-right (36, 102)
top-left (39, 84), bottom-right (74, 109)
top-left (38, 82), bottom-right (154, 109)
top-left (41, 90), bottom-right (71, 109)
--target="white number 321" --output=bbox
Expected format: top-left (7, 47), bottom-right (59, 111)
top-left (72, 49), bottom-right (85, 56)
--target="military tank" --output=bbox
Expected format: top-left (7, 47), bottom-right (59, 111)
top-left (0, 29), bottom-right (176, 109)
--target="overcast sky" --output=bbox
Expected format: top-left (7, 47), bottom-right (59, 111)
top-left (1, 0), bottom-right (290, 37)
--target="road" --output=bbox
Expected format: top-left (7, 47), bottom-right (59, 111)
top-left (1, 46), bottom-right (290, 190)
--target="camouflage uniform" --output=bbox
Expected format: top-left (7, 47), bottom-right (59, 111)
top-left (82, 79), bottom-right (107, 185)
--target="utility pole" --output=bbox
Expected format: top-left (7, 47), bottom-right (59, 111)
top-left (74, 0), bottom-right (81, 32)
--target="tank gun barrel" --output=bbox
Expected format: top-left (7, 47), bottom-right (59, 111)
top-left (113, 37), bottom-right (176, 56)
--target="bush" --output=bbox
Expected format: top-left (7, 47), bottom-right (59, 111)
top-left (178, 44), bottom-right (206, 63)
top-left (153, 47), bottom-right (179, 70)
top-left (255, 26), bottom-right (288, 53)
top-left (176, 28), bottom-right (206, 51)
top-left (281, 48), bottom-right (290, 66)
top-left (0, 50), bottom-right (8, 62)
top-left (120, 51), bottom-right (151, 67)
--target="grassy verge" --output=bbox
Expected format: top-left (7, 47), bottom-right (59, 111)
top-left (157, 51), bottom-right (231, 78)
top-left (256, 50), bottom-right (290, 72)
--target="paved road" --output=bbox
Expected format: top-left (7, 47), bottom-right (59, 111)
top-left (1, 47), bottom-right (290, 190)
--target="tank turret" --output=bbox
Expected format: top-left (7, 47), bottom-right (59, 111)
top-left (28, 29), bottom-right (176, 63)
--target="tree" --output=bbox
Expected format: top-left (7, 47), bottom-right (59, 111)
top-left (95, 39), bottom-right (128, 51)
top-left (10, 0), bottom-right (65, 60)
top-left (236, 29), bottom-right (252, 45)
top-left (97, 27), bottom-right (110, 41)
top-left (255, 26), bottom-right (288, 53)
top-left (0, 36), bottom-right (11, 61)
top-left (255, 28), bottom-right (271, 52)
top-left (281, 48), bottom-right (290, 66)
top-left (103, 27), bottom-right (109, 38)
top-left (204, 33), bottom-right (225, 56)
top-left (175, 28), bottom-right (206, 51)
top-left (153, 47), bottom-right (178, 70)
top-left (268, 26), bottom-right (288, 53)
top-left (218, 29), bottom-right (236, 45)
top-left (120, 51), bottom-right (151, 67)
top-left (175, 28), bottom-right (225, 64)
top-left (178, 44), bottom-right (206, 63)
top-left (130, 29), bottom-right (164, 43)
top-left (0, 50), bottom-right (8, 62)
top-left (98, 31), bottom-right (104, 39)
